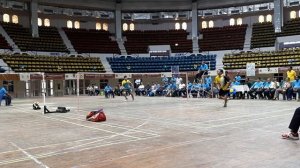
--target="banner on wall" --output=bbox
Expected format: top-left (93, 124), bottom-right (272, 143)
top-left (65, 73), bottom-right (77, 80)
top-left (258, 68), bottom-right (279, 74)
top-left (246, 63), bottom-right (256, 76)
top-left (19, 73), bottom-right (30, 81)
top-left (115, 73), bottom-right (132, 79)
top-left (161, 72), bottom-right (172, 78)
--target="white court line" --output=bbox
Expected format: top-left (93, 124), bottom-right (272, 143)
top-left (109, 106), bottom-right (293, 124)
top-left (59, 113), bottom-right (159, 136)
top-left (106, 109), bottom-right (293, 130)
top-left (0, 135), bottom-right (115, 155)
top-left (204, 113), bottom-right (291, 129)
top-left (0, 105), bottom-right (158, 166)
top-left (0, 135), bottom-right (159, 166)
top-left (10, 142), bottom-right (49, 168)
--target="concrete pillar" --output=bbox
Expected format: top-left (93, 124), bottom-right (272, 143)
top-left (115, 3), bottom-right (122, 41)
top-left (29, 0), bottom-right (39, 37)
top-left (191, 1), bottom-right (199, 53)
top-left (274, 0), bottom-right (283, 33)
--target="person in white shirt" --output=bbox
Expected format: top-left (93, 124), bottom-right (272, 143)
top-left (135, 83), bottom-right (145, 96)
top-left (176, 77), bottom-right (183, 88)
top-left (178, 82), bottom-right (186, 97)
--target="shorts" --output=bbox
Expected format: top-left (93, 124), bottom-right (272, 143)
top-left (123, 89), bottom-right (132, 94)
top-left (219, 89), bottom-right (229, 97)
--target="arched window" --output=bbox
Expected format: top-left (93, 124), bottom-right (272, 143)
top-left (175, 22), bottom-right (180, 30)
top-left (182, 22), bottom-right (187, 30)
top-left (12, 15), bottom-right (18, 24)
top-left (44, 18), bottom-right (50, 27)
top-left (208, 20), bottom-right (214, 28)
top-left (202, 21), bottom-right (207, 29)
top-left (38, 18), bottom-right (42, 26)
top-left (103, 23), bottom-right (108, 31)
top-left (96, 22), bottom-right (101, 30)
top-left (229, 18), bottom-right (235, 26)
top-left (290, 11), bottom-right (297, 19)
top-left (123, 23), bottom-right (128, 31)
top-left (237, 18), bottom-right (242, 25)
top-left (266, 14), bottom-right (272, 22)
top-left (129, 23), bottom-right (135, 31)
top-left (74, 21), bottom-right (80, 29)
top-left (258, 15), bottom-right (265, 23)
top-left (67, 20), bottom-right (73, 28)
top-left (3, 14), bottom-right (10, 23)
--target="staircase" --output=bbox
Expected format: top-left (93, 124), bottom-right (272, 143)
top-left (117, 38), bottom-right (127, 55)
top-left (243, 25), bottom-right (252, 50)
top-left (57, 28), bottom-right (77, 55)
top-left (99, 56), bottom-right (113, 73)
top-left (0, 24), bottom-right (21, 53)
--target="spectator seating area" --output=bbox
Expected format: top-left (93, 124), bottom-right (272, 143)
top-left (107, 54), bottom-right (216, 73)
top-left (0, 34), bottom-right (11, 50)
top-left (199, 25), bottom-right (247, 51)
top-left (251, 22), bottom-right (276, 49)
top-left (63, 28), bottom-right (120, 54)
top-left (223, 49), bottom-right (300, 70)
top-left (0, 22), bottom-right (67, 52)
top-left (0, 54), bottom-right (105, 73)
top-left (123, 30), bottom-right (192, 54)
top-left (277, 18), bottom-right (300, 37)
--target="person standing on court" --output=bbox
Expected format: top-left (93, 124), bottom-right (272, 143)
top-left (214, 69), bottom-right (231, 107)
top-left (282, 107), bottom-right (300, 140)
top-left (122, 76), bottom-right (134, 101)
top-left (287, 66), bottom-right (297, 82)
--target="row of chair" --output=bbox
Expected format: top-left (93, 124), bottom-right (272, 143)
top-left (0, 54), bottom-right (106, 73)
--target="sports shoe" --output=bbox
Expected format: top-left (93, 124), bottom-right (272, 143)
top-left (282, 132), bottom-right (299, 140)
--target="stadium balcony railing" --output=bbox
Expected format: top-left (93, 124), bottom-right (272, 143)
top-left (63, 28), bottom-right (120, 54)
top-left (123, 29), bottom-right (192, 54)
top-left (251, 18), bottom-right (300, 49)
top-left (0, 54), bottom-right (105, 73)
top-left (250, 22), bottom-right (276, 49)
top-left (0, 22), bottom-right (67, 52)
top-left (199, 24), bottom-right (247, 52)
top-left (223, 48), bottom-right (300, 70)
top-left (107, 54), bottom-right (216, 73)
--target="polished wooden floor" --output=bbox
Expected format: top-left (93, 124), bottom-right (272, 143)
top-left (0, 96), bottom-right (299, 168)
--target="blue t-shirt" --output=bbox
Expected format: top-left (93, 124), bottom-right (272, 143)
top-left (170, 83), bottom-right (177, 90)
top-left (162, 77), bottom-right (169, 83)
top-left (104, 86), bottom-right (112, 92)
top-left (0, 87), bottom-right (7, 97)
top-left (252, 82), bottom-right (262, 89)
top-left (205, 77), bottom-right (212, 85)
top-left (231, 81), bottom-right (240, 86)
top-left (263, 82), bottom-right (271, 88)
top-left (191, 84), bottom-right (201, 90)
top-left (293, 80), bottom-right (300, 88)
top-left (198, 64), bottom-right (208, 71)
top-left (187, 83), bottom-right (193, 90)
top-left (235, 76), bottom-right (242, 82)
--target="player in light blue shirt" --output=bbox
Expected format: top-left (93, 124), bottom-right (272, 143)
top-left (293, 76), bottom-right (300, 101)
